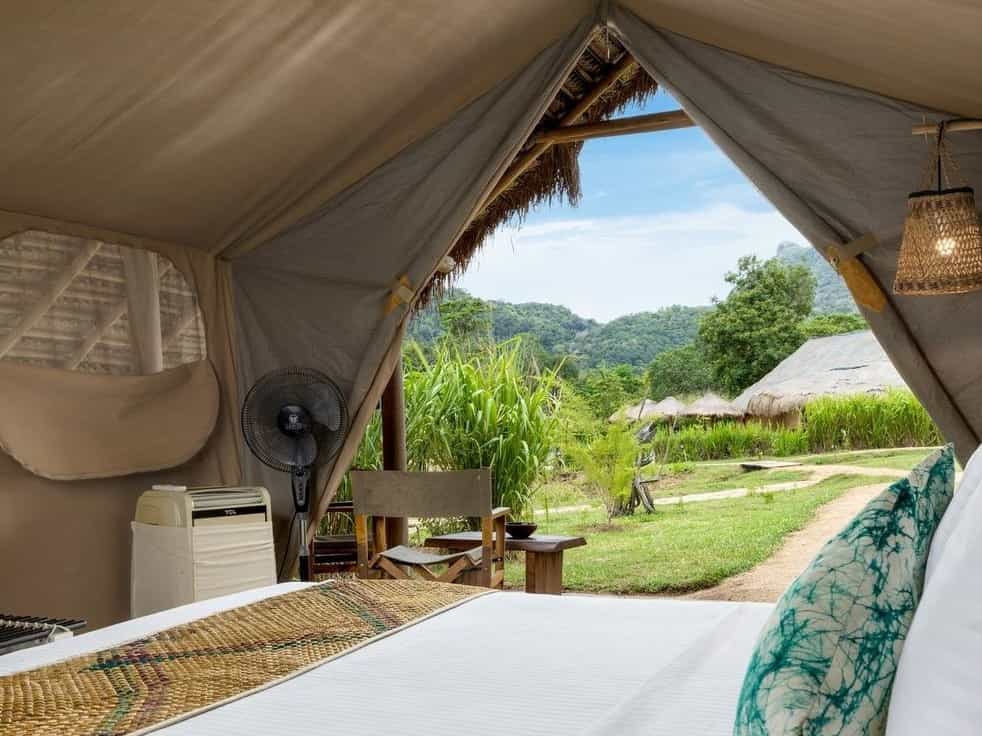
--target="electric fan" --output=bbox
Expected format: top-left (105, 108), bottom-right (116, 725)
top-left (241, 367), bottom-right (349, 581)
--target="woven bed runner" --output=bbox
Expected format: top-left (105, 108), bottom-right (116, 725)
top-left (0, 579), bottom-right (489, 736)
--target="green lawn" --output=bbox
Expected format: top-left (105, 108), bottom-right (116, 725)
top-left (533, 464), bottom-right (813, 511)
top-left (640, 464), bottom-right (813, 499)
top-left (507, 474), bottom-right (895, 595)
top-left (802, 448), bottom-right (937, 471)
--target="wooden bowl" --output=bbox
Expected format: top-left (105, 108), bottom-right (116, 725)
top-left (506, 521), bottom-right (538, 539)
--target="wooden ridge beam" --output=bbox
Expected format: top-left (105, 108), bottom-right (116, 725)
top-left (0, 240), bottom-right (100, 358)
top-left (534, 109), bottom-right (694, 145)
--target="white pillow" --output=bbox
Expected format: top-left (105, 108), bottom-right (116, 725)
top-left (886, 443), bottom-right (982, 735)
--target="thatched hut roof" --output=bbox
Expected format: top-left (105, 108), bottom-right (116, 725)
top-left (608, 397), bottom-right (662, 423)
top-left (681, 392), bottom-right (743, 418)
top-left (650, 396), bottom-right (687, 419)
top-left (733, 331), bottom-right (908, 417)
top-left (420, 31), bottom-right (657, 305)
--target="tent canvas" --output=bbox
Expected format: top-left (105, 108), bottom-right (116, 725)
top-left (4, 1), bottom-right (982, 628)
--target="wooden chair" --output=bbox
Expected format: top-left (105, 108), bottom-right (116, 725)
top-left (351, 469), bottom-right (508, 588)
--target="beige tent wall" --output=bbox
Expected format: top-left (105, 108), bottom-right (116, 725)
top-left (0, 212), bottom-right (241, 628)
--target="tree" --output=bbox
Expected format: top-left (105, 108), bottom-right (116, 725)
top-left (646, 343), bottom-right (713, 400)
top-left (576, 364), bottom-right (644, 419)
top-left (438, 293), bottom-right (492, 344)
top-left (800, 312), bottom-right (867, 338)
top-left (698, 255), bottom-right (816, 395)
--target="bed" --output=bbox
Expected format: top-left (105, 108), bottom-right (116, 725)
top-left (0, 583), bottom-right (772, 735)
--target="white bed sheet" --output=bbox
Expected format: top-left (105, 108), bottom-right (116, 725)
top-left (1, 584), bottom-right (772, 735)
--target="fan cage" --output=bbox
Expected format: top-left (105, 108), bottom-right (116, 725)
top-left (241, 366), bottom-right (349, 473)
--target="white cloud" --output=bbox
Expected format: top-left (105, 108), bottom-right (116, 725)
top-left (456, 203), bottom-right (805, 322)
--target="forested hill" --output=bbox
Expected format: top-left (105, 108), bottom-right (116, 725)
top-left (775, 241), bottom-right (857, 313)
top-left (407, 241), bottom-right (855, 371)
top-left (572, 306), bottom-right (708, 368)
top-left (408, 295), bottom-right (704, 370)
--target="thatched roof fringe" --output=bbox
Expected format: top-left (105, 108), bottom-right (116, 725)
top-left (418, 34), bottom-right (659, 308)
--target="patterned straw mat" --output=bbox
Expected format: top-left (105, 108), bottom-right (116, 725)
top-left (0, 579), bottom-right (490, 736)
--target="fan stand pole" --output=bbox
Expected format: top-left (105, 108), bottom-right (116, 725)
top-left (293, 466), bottom-right (312, 582)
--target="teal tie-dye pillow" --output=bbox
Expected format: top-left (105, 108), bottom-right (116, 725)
top-left (733, 444), bottom-right (955, 736)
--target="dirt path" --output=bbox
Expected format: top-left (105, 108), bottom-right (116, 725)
top-left (686, 481), bottom-right (894, 603)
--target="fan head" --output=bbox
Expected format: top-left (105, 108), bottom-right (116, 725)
top-left (241, 367), bottom-right (349, 473)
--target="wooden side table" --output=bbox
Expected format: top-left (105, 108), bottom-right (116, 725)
top-left (423, 532), bottom-right (586, 595)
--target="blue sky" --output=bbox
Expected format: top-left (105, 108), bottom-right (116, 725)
top-left (457, 91), bottom-right (805, 322)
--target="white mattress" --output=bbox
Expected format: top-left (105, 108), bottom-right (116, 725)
top-left (1, 584), bottom-right (772, 735)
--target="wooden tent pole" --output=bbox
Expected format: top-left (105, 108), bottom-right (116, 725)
top-left (534, 109), bottom-right (693, 144)
top-left (485, 54), bottom-right (639, 205)
top-left (381, 354), bottom-right (409, 546)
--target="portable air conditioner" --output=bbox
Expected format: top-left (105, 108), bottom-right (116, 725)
top-left (131, 486), bottom-right (277, 617)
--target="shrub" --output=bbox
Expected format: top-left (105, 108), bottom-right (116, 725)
top-left (574, 423), bottom-right (639, 520)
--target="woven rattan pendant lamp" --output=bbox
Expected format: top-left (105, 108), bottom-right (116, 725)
top-left (895, 121), bottom-right (982, 295)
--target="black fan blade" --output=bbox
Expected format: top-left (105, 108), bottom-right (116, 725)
top-left (305, 383), bottom-right (342, 431)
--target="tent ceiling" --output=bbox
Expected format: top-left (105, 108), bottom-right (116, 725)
top-left (0, 1), bottom-right (593, 253)
top-left (625, 0), bottom-right (982, 118)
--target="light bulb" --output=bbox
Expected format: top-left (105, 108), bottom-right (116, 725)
top-left (935, 236), bottom-right (957, 257)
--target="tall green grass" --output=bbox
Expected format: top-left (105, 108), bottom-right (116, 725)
top-left (403, 339), bottom-right (558, 518)
top-left (649, 421), bottom-right (808, 462)
top-left (803, 390), bottom-right (942, 451)
top-left (647, 391), bottom-right (940, 462)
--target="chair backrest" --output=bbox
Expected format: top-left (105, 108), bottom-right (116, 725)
top-left (351, 470), bottom-right (492, 518)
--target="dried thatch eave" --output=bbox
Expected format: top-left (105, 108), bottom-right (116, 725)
top-left (418, 31), bottom-right (658, 307)
top-left (681, 392), bottom-right (742, 418)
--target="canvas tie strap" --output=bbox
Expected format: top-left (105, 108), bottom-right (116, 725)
top-left (0, 580), bottom-right (490, 736)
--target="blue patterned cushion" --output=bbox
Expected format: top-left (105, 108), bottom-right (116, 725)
top-left (733, 444), bottom-right (955, 735)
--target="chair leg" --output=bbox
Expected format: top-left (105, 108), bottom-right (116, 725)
top-left (480, 515), bottom-right (494, 587)
top-left (355, 515), bottom-right (370, 579)
top-left (438, 556), bottom-right (476, 583)
top-left (493, 514), bottom-right (506, 589)
top-left (375, 556), bottom-right (411, 580)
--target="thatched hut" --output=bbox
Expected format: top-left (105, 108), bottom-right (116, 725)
top-left (609, 397), bottom-right (661, 423)
top-left (681, 392), bottom-right (743, 419)
top-left (733, 331), bottom-right (908, 425)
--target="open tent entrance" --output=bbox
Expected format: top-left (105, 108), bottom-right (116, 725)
top-left (365, 14), bottom-right (982, 559)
